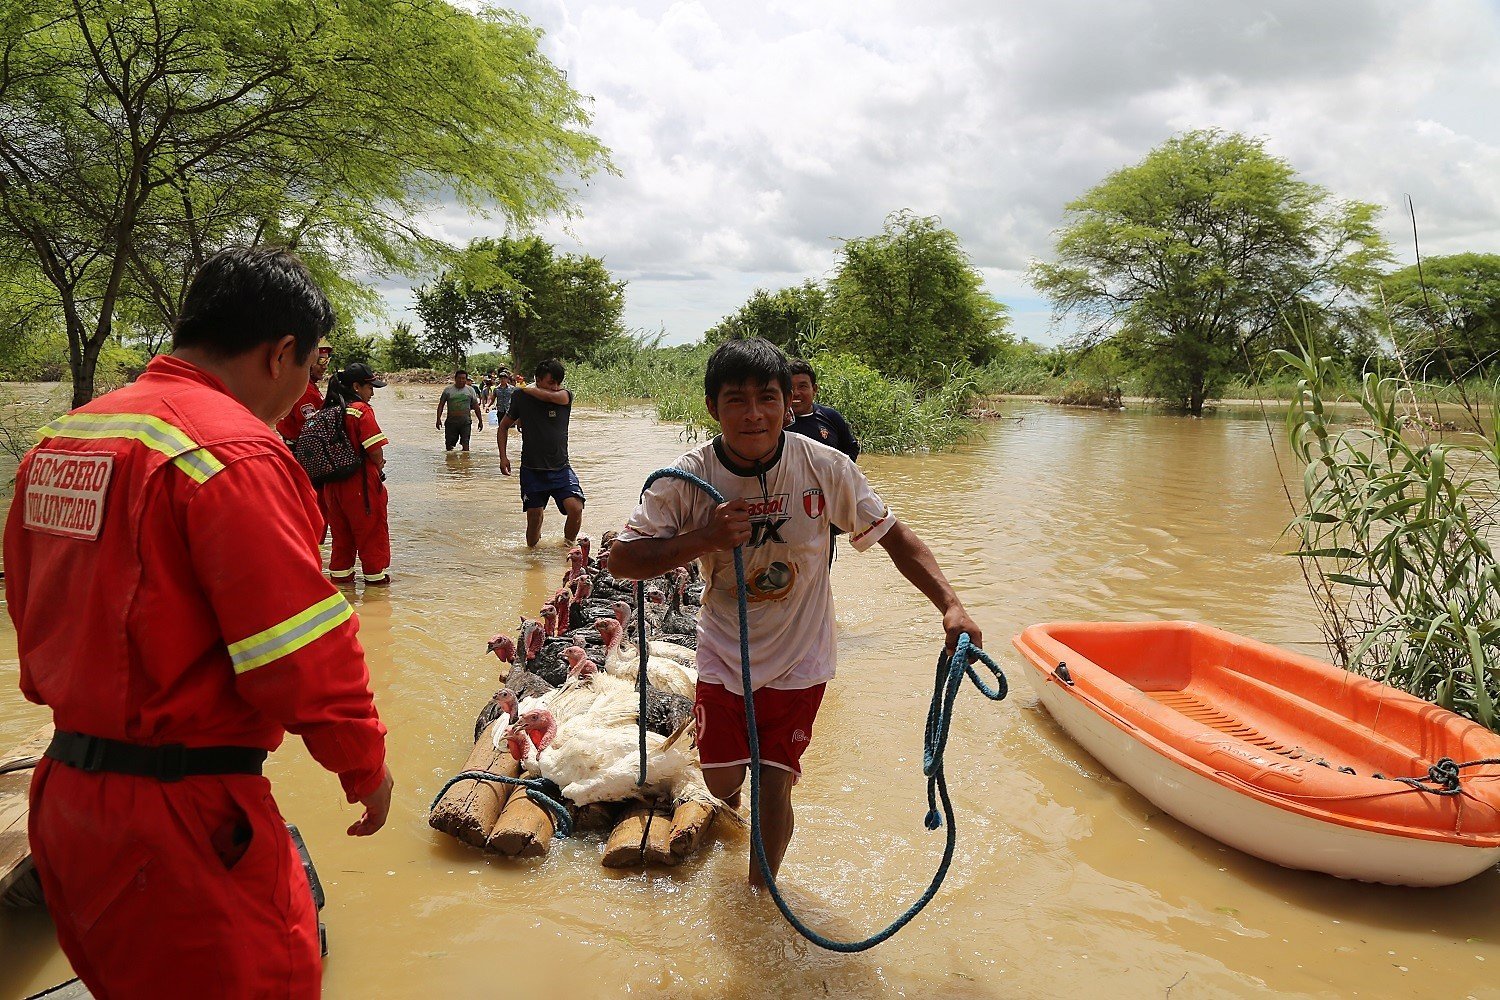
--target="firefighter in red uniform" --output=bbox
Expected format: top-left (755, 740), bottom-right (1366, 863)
top-left (4, 248), bottom-right (393, 999)
top-left (278, 337), bottom-right (333, 534)
top-left (322, 363), bottom-right (392, 586)
top-left (276, 337), bottom-right (331, 446)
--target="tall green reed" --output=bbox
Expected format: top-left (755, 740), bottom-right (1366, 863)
top-left (1280, 343), bottom-right (1499, 728)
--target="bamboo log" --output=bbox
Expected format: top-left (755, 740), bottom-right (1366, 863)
top-left (487, 790), bottom-right (557, 858)
top-left (428, 722), bottom-right (519, 848)
top-left (600, 803), bottom-right (653, 868)
top-left (572, 801), bottom-right (619, 835)
top-left (667, 800), bottom-right (718, 863)
top-left (641, 805), bottom-right (678, 866)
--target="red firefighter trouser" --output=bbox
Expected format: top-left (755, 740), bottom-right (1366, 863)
top-left (325, 472), bottom-right (389, 581)
top-left (28, 760), bottom-right (320, 999)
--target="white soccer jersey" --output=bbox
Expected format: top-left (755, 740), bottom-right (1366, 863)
top-left (618, 432), bottom-right (895, 694)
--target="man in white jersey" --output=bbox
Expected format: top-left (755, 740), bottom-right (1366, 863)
top-left (611, 338), bottom-right (981, 888)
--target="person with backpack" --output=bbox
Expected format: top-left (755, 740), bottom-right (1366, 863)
top-left (320, 363), bottom-right (392, 586)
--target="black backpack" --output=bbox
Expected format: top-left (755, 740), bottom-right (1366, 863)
top-left (293, 405), bottom-right (363, 484)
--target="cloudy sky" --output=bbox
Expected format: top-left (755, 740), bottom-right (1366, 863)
top-left (395, 0), bottom-right (1500, 347)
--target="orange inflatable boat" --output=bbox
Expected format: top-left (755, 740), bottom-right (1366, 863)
top-left (1012, 621), bottom-right (1500, 886)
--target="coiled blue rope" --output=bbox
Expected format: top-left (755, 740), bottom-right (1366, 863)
top-left (429, 770), bottom-right (574, 838)
top-left (636, 466), bottom-right (1007, 952)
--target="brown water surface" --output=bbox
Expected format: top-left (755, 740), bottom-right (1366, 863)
top-left (2, 391), bottom-right (1497, 998)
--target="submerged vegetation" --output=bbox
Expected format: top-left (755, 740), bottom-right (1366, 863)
top-left (1282, 343), bottom-right (1499, 729)
top-left (564, 335), bottom-right (982, 453)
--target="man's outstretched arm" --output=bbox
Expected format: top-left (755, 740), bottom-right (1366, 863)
top-left (877, 521), bottom-right (982, 653)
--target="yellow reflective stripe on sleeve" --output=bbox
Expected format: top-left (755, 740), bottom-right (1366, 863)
top-left (361, 433), bottom-right (388, 449)
top-left (227, 593), bottom-right (354, 675)
top-left (38, 412), bottom-right (200, 458)
top-left (170, 448), bottom-right (226, 484)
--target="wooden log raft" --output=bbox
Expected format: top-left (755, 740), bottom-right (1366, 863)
top-left (666, 800), bottom-right (718, 864)
top-left (428, 721), bottom-right (520, 849)
top-left (487, 790), bottom-right (558, 858)
top-left (601, 803), bottom-right (658, 868)
top-left (601, 798), bottom-right (720, 868)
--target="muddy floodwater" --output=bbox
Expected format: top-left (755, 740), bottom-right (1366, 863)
top-left (2, 389), bottom-right (1498, 999)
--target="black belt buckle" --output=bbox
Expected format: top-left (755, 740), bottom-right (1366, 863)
top-left (78, 734), bottom-right (107, 773)
top-left (156, 743), bottom-right (187, 782)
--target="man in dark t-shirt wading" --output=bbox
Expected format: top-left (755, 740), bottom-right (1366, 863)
top-left (498, 357), bottom-right (585, 546)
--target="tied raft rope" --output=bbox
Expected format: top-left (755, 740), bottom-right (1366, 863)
top-left (635, 467), bottom-right (1008, 953)
top-left (428, 771), bottom-right (574, 838)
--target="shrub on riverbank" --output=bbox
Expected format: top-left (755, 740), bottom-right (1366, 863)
top-left (1282, 344), bottom-right (1499, 729)
top-left (565, 336), bottom-right (980, 452)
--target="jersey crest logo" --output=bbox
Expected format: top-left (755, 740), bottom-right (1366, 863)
top-left (819, 428), bottom-right (830, 440)
top-left (24, 450), bottom-right (114, 541)
top-left (802, 488), bottom-right (825, 519)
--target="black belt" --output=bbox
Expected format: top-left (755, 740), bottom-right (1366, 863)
top-left (45, 731), bottom-right (267, 782)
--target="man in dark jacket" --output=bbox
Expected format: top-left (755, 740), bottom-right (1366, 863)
top-left (786, 358), bottom-right (859, 461)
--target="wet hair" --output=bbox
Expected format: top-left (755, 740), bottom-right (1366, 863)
top-left (704, 337), bottom-right (791, 401)
top-left (455, 369), bottom-right (468, 379)
top-left (534, 358), bottom-right (565, 383)
top-left (174, 247), bottom-right (333, 362)
top-left (788, 357), bottom-right (817, 388)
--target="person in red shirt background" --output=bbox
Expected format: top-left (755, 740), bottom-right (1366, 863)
top-left (277, 336), bottom-right (332, 446)
top-left (323, 362), bottom-right (392, 586)
top-left (4, 246), bottom-right (393, 998)
top-left (279, 336), bottom-right (334, 535)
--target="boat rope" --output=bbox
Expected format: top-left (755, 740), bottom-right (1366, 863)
top-left (635, 466), bottom-right (1007, 952)
top-left (1385, 757), bottom-right (1500, 796)
top-left (428, 770), bottom-right (574, 837)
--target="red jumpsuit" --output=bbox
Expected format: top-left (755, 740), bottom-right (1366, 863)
top-left (275, 380), bottom-right (323, 444)
top-left (324, 400), bottom-right (390, 584)
top-left (4, 355), bottom-right (387, 999)
top-left (276, 380), bottom-right (328, 531)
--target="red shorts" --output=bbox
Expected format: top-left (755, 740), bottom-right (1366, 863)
top-left (694, 680), bottom-right (826, 779)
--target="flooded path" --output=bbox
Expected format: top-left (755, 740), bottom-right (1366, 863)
top-left (3, 389), bottom-right (1497, 998)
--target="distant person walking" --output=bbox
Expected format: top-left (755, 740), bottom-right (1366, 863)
top-left (325, 363), bottom-right (392, 585)
top-left (489, 367), bottom-right (516, 427)
top-left (786, 357), bottom-right (859, 461)
top-left (498, 358), bottom-right (584, 547)
top-left (437, 369), bottom-right (484, 452)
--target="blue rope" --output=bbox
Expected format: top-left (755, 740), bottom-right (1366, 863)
top-left (429, 770), bottom-right (574, 838)
top-left (636, 466), bottom-right (1007, 952)
top-left (636, 578), bottom-right (649, 785)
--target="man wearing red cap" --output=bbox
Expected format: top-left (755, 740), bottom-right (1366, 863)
top-left (4, 247), bottom-right (393, 998)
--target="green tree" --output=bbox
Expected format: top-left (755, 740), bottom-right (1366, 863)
top-left (826, 211), bottom-right (1011, 387)
top-left (414, 276), bottom-right (480, 367)
top-left (0, 0), bottom-right (609, 406)
top-left (384, 321), bottom-right (436, 371)
top-left (706, 281), bottom-right (827, 354)
top-left (1031, 130), bottom-right (1390, 414)
top-left (424, 236), bottom-right (626, 374)
top-left (1382, 253), bottom-right (1500, 377)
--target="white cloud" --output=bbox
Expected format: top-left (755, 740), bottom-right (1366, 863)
top-left (396, 0), bottom-right (1500, 347)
